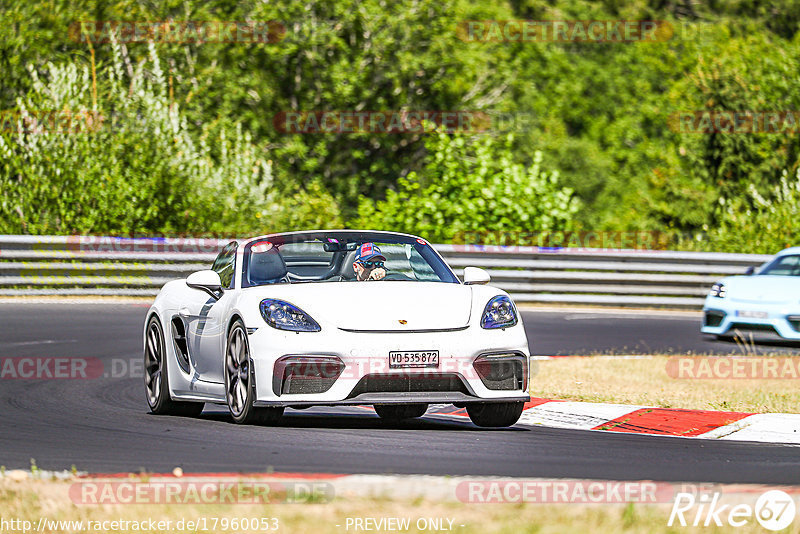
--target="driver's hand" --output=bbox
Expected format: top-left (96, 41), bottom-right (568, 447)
top-left (369, 267), bottom-right (386, 280)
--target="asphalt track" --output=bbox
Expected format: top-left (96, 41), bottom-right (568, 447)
top-left (1, 302), bottom-right (799, 483)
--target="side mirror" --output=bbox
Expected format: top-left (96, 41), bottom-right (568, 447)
top-left (745, 266), bottom-right (755, 276)
top-left (463, 266), bottom-right (491, 285)
top-left (186, 270), bottom-right (223, 299)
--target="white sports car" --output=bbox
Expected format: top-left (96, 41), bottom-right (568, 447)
top-left (144, 230), bottom-right (531, 427)
top-left (702, 246), bottom-right (800, 341)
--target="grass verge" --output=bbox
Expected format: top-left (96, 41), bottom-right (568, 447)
top-left (531, 354), bottom-right (800, 413)
top-left (0, 478), bottom-right (789, 534)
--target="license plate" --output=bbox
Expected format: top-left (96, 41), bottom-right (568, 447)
top-left (736, 310), bottom-right (768, 318)
top-left (389, 350), bottom-right (439, 369)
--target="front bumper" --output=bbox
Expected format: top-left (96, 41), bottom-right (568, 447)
top-left (701, 296), bottom-right (800, 340)
top-left (253, 393), bottom-right (529, 407)
top-left (246, 325), bottom-right (531, 407)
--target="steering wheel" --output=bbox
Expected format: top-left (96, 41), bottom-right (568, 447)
top-left (382, 272), bottom-right (413, 281)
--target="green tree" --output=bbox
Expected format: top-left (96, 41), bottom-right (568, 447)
top-left (687, 167), bottom-right (800, 254)
top-left (353, 130), bottom-right (580, 241)
top-left (0, 37), bottom-right (342, 235)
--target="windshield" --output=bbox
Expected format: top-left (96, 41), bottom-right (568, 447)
top-left (240, 232), bottom-right (459, 287)
top-left (759, 254), bottom-right (800, 276)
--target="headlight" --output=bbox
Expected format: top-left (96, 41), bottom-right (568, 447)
top-left (709, 283), bottom-right (726, 298)
top-left (481, 295), bottom-right (518, 329)
top-left (259, 299), bottom-right (321, 332)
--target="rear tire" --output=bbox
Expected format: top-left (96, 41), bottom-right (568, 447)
top-left (466, 402), bottom-right (524, 428)
top-left (374, 404), bottom-right (428, 420)
top-left (225, 320), bottom-right (284, 425)
top-left (144, 316), bottom-right (204, 417)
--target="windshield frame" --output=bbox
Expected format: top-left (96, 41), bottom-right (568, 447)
top-left (238, 230), bottom-right (460, 288)
top-left (758, 254), bottom-right (800, 276)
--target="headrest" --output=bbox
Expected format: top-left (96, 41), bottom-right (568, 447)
top-left (249, 250), bottom-right (287, 285)
top-left (340, 249), bottom-right (359, 280)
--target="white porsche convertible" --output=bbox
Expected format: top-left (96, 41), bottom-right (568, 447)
top-left (144, 230), bottom-right (531, 427)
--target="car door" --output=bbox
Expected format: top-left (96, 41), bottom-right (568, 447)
top-left (184, 241), bottom-right (237, 384)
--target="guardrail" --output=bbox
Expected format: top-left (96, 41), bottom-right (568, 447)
top-left (0, 235), bottom-right (771, 308)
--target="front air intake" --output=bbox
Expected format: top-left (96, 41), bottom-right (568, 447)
top-left (273, 356), bottom-right (344, 396)
top-left (704, 310), bottom-right (725, 328)
top-left (473, 353), bottom-right (526, 391)
top-left (346, 373), bottom-right (469, 398)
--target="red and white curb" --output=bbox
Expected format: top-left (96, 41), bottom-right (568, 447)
top-left (427, 400), bottom-right (800, 445)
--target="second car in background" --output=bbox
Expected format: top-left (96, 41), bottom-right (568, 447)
top-left (702, 246), bottom-right (800, 341)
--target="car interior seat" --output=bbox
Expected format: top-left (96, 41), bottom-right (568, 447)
top-left (248, 250), bottom-right (288, 285)
top-left (339, 249), bottom-right (359, 280)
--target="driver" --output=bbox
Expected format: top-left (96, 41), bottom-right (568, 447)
top-left (353, 242), bottom-right (387, 281)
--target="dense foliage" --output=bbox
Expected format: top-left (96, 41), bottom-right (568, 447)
top-left (1, 0), bottom-right (798, 251)
top-left (688, 168), bottom-right (800, 254)
top-left (354, 132), bottom-right (580, 241)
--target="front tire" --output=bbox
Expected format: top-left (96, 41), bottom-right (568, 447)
top-left (374, 404), bottom-right (428, 420)
top-left (225, 320), bottom-right (284, 425)
top-left (466, 402), bottom-right (524, 428)
top-left (144, 316), bottom-right (204, 417)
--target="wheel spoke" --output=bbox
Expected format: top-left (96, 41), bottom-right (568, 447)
top-left (144, 323), bottom-right (163, 406)
top-left (236, 381), bottom-right (246, 410)
top-left (227, 376), bottom-right (239, 410)
top-left (226, 326), bottom-right (250, 417)
top-left (228, 374), bottom-right (238, 395)
top-left (146, 339), bottom-right (159, 372)
top-left (148, 329), bottom-right (159, 361)
top-left (237, 334), bottom-right (247, 364)
top-left (149, 369), bottom-right (160, 388)
top-left (233, 335), bottom-right (241, 362)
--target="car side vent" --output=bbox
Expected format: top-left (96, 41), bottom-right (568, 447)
top-left (170, 317), bottom-right (191, 373)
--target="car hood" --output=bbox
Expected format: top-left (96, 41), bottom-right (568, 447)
top-left (722, 275), bottom-right (800, 305)
top-left (243, 281), bottom-right (473, 331)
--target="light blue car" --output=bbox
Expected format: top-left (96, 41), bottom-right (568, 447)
top-left (702, 247), bottom-right (800, 341)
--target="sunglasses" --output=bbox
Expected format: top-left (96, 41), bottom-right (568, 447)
top-left (358, 260), bottom-right (385, 268)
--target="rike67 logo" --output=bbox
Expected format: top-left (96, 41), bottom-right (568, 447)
top-left (669, 490), bottom-right (796, 530)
